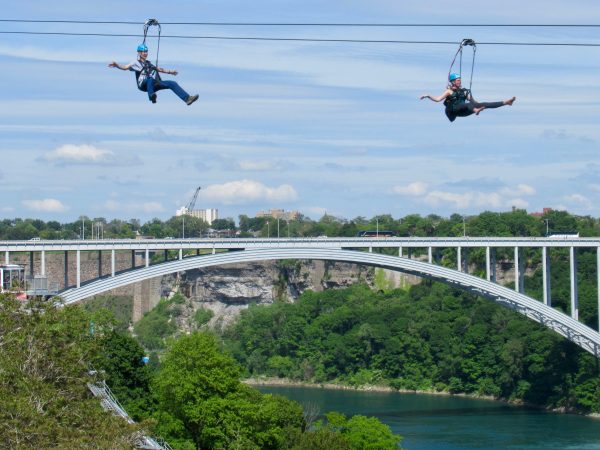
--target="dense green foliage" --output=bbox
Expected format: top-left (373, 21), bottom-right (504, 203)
top-left (2, 208), bottom-right (598, 240)
top-left (0, 295), bottom-right (403, 450)
top-left (0, 296), bottom-right (140, 448)
top-left (133, 294), bottom-right (184, 350)
top-left (225, 284), bottom-right (600, 413)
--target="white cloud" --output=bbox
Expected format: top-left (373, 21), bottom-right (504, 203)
top-left (41, 144), bottom-right (115, 165)
top-left (393, 181), bottom-right (536, 210)
top-left (500, 184), bottom-right (536, 197)
top-left (199, 180), bottom-right (298, 205)
top-left (392, 182), bottom-right (428, 197)
top-left (22, 198), bottom-right (68, 213)
top-left (424, 191), bottom-right (473, 209)
top-left (565, 194), bottom-right (593, 209)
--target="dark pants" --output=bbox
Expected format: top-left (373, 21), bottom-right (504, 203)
top-left (445, 101), bottom-right (504, 122)
top-left (146, 78), bottom-right (190, 102)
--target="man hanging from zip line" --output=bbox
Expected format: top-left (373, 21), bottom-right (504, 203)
top-left (108, 43), bottom-right (199, 105)
top-left (420, 73), bottom-right (515, 122)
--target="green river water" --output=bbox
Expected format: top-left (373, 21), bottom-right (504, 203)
top-left (258, 385), bottom-right (600, 449)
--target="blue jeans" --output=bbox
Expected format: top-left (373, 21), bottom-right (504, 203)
top-left (146, 78), bottom-right (190, 102)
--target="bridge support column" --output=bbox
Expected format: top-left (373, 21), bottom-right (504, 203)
top-left (131, 250), bottom-right (135, 269)
top-left (428, 247), bottom-right (432, 264)
top-left (408, 248), bottom-right (412, 259)
top-left (490, 248), bottom-right (497, 283)
top-left (4, 251), bottom-right (8, 264)
top-left (64, 251), bottom-right (69, 289)
top-left (76, 250), bottom-right (81, 288)
top-left (179, 249), bottom-right (183, 260)
top-left (462, 248), bottom-right (469, 274)
top-left (570, 246), bottom-right (579, 320)
top-left (369, 247), bottom-right (372, 253)
top-left (486, 247), bottom-right (491, 281)
top-left (212, 247), bottom-right (216, 255)
top-left (514, 247), bottom-right (524, 293)
top-left (98, 250), bottom-right (102, 278)
top-left (197, 249), bottom-right (200, 256)
top-left (598, 247), bottom-right (600, 331)
top-left (29, 251), bottom-right (34, 277)
top-left (543, 247), bottom-right (551, 306)
top-left (457, 247), bottom-right (462, 271)
top-left (398, 247), bottom-right (403, 257)
top-left (41, 250), bottom-right (45, 276)
top-left (111, 249), bottom-right (115, 277)
top-left (596, 247), bottom-right (600, 332)
top-left (145, 248), bottom-right (150, 268)
top-left (164, 249), bottom-right (168, 261)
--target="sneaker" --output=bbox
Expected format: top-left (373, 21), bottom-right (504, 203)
top-left (186, 94), bottom-right (199, 106)
top-left (150, 93), bottom-right (157, 104)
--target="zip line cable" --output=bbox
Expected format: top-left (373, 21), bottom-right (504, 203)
top-left (1, 30), bottom-right (600, 47)
top-left (1, 19), bottom-right (600, 27)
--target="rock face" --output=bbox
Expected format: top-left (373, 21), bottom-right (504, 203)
top-left (171, 260), bottom-right (383, 328)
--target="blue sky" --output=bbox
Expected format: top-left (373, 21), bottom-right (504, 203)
top-left (2, 1), bottom-right (600, 223)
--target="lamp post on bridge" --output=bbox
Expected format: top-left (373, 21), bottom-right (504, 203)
top-left (267, 221), bottom-right (270, 238)
top-left (277, 218), bottom-right (280, 238)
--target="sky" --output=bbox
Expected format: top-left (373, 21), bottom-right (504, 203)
top-left (2, 1), bottom-right (600, 223)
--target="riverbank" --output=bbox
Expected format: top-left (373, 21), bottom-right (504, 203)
top-left (244, 376), bottom-right (600, 419)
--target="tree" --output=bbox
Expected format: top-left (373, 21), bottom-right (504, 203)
top-left (153, 332), bottom-right (305, 449)
top-left (0, 295), bottom-right (140, 448)
top-left (324, 412), bottom-right (403, 450)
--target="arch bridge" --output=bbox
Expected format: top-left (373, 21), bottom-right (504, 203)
top-left (1, 237), bottom-right (600, 357)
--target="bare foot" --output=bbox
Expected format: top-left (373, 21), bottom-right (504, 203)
top-left (474, 106), bottom-right (485, 115)
top-left (505, 97), bottom-right (516, 106)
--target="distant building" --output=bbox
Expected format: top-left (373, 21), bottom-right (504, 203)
top-left (176, 207), bottom-right (219, 225)
top-left (530, 207), bottom-right (553, 218)
top-left (256, 209), bottom-right (300, 221)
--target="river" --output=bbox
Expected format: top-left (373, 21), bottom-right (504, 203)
top-left (257, 385), bottom-right (600, 449)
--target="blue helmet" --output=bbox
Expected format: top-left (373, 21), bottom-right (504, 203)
top-left (448, 73), bottom-right (461, 82)
top-left (137, 43), bottom-right (148, 52)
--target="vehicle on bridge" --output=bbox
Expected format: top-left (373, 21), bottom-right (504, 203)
top-left (0, 264), bottom-right (26, 299)
top-left (355, 230), bottom-right (395, 238)
top-left (546, 232), bottom-right (580, 239)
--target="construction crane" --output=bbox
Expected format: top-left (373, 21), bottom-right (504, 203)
top-left (185, 186), bottom-right (201, 213)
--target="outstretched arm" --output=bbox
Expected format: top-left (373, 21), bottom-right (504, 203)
top-left (420, 89), bottom-right (452, 102)
top-left (108, 61), bottom-right (132, 70)
top-left (157, 66), bottom-right (178, 76)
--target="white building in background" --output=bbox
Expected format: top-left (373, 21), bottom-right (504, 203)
top-left (175, 207), bottom-right (219, 225)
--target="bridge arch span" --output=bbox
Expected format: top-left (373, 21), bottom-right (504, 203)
top-left (59, 248), bottom-right (600, 357)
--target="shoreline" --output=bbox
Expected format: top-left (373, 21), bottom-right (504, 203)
top-left (244, 377), bottom-right (600, 420)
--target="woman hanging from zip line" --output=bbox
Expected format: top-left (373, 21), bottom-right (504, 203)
top-left (420, 73), bottom-right (515, 122)
top-left (108, 43), bottom-right (199, 105)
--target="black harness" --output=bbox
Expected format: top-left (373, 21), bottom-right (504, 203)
top-left (444, 87), bottom-right (470, 110)
top-left (134, 59), bottom-right (162, 92)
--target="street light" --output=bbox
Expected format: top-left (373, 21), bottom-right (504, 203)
top-left (544, 219), bottom-right (550, 236)
top-left (277, 218), bottom-right (280, 238)
top-left (462, 216), bottom-right (466, 237)
top-left (182, 215), bottom-right (185, 239)
top-left (287, 220), bottom-right (290, 238)
top-left (376, 218), bottom-right (379, 237)
top-left (267, 221), bottom-right (270, 238)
